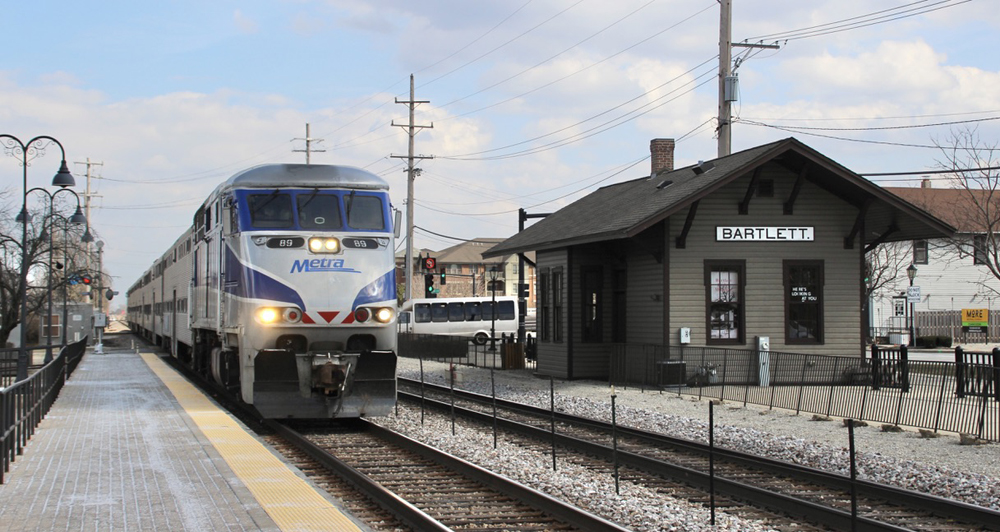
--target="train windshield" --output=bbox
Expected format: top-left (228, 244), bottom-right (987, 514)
top-left (248, 192), bottom-right (294, 228)
top-left (237, 189), bottom-right (389, 232)
top-left (298, 193), bottom-right (342, 229)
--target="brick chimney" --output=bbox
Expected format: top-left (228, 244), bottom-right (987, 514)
top-left (921, 177), bottom-right (932, 188)
top-left (650, 138), bottom-right (675, 176)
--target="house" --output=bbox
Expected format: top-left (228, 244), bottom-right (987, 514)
top-left (484, 137), bottom-right (955, 380)
top-left (396, 239), bottom-right (536, 308)
top-left (876, 181), bottom-right (1000, 342)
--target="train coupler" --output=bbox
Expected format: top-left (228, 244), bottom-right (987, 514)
top-left (295, 352), bottom-right (358, 399)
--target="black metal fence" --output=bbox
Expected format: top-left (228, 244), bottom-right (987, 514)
top-left (398, 332), bottom-right (537, 371)
top-left (610, 343), bottom-right (999, 441)
top-left (1, 337), bottom-right (88, 483)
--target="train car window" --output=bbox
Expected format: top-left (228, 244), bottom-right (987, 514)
top-left (345, 195), bottom-right (385, 230)
top-left (298, 193), bottom-right (343, 229)
top-left (430, 303), bottom-right (448, 323)
top-left (248, 193), bottom-right (293, 228)
top-left (447, 302), bottom-right (464, 322)
top-left (465, 302), bottom-right (482, 321)
top-left (414, 303), bottom-right (431, 323)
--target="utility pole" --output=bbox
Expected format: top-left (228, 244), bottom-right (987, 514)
top-left (293, 123), bottom-right (325, 164)
top-left (391, 74), bottom-right (433, 303)
top-left (717, 0), bottom-right (779, 157)
top-left (75, 158), bottom-right (103, 272)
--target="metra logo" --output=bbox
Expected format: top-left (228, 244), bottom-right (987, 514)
top-left (290, 258), bottom-right (361, 274)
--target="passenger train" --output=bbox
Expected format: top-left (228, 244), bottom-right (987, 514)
top-left (127, 164), bottom-right (399, 418)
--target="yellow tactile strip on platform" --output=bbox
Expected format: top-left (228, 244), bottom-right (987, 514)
top-left (141, 353), bottom-right (361, 532)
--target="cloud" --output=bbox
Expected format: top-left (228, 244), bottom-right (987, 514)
top-left (233, 9), bottom-right (259, 34)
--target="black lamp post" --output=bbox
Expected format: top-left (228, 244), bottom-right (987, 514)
top-left (2, 134), bottom-right (74, 381)
top-left (906, 263), bottom-right (917, 346)
top-left (31, 189), bottom-right (87, 363)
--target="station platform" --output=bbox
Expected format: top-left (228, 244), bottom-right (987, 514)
top-left (0, 344), bottom-right (368, 532)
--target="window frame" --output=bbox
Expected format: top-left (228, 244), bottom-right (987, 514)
top-left (912, 239), bottom-right (928, 265)
top-left (704, 260), bottom-right (745, 345)
top-left (973, 234), bottom-right (988, 265)
top-left (783, 260), bottom-right (824, 345)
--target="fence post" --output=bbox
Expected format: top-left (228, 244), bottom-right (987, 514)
top-left (900, 345), bottom-right (910, 393)
top-left (955, 346), bottom-right (965, 399)
top-left (992, 348), bottom-right (1000, 402)
top-left (871, 344), bottom-right (881, 391)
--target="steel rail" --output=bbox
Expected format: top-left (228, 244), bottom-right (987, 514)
top-left (400, 377), bottom-right (1000, 531)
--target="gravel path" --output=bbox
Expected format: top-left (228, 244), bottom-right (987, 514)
top-left (375, 358), bottom-right (1000, 531)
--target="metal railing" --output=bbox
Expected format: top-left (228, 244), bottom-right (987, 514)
top-left (610, 343), bottom-right (999, 441)
top-left (398, 332), bottom-right (537, 371)
top-left (1, 337), bottom-right (88, 483)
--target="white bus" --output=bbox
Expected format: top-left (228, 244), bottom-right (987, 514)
top-left (399, 296), bottom-right (518, 344)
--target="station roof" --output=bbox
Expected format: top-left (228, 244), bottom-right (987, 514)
top-left (484, 137), bottom-right (956, 257)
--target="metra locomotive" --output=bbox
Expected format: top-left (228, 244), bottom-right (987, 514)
top-left (127, 164), bottom-right (399, 418)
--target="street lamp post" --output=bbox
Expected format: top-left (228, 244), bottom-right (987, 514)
top-left (47, 212), bottom-right (89, 351)
top-left (1, 134), bottom-right (75, 381)
top-left (31, 190), bottom-right (87, 363)
top-left (907, 264), bottom-right (918, 347)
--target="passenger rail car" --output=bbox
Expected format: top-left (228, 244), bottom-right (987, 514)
top-left (127, 164), bottom-right (399, 418)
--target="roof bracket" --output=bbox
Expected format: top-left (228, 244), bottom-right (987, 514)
top-left (783, 163), bottom-right (810, 215)
top-left (864, 223), bottom-right (900, 253)
top-left (844, 199), bottom-right (873, 249)
top-left (675, 201), bottom-right (699, 249)
top-left (739, 168), bottom-right (763, 215)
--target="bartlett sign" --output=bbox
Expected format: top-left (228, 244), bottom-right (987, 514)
top-left (717, 226), bottom-right (814, 242)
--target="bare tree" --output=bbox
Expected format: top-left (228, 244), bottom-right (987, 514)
top-left (865, 241), bottom-right (909, 306)
top-left (0, 200), bottom-right (93, 347)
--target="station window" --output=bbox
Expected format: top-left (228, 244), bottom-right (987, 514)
top-left (552, 269), bottom-right (564, 342)
top-left (705, 260), bottom-right (744, 344)
top-left (784, 260), bottom-right (824, 344)
top-left (539, 271), bottom-right (550, 342)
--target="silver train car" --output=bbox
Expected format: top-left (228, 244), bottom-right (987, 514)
top-left (127, 164), bottom-right (399, 418)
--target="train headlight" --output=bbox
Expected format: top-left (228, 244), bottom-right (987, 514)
top-left (308, 237), bottom-right (340, 254)
top-left (374, 307), bottom-right (394, 324)
top-left (354, 307), bottom-right (371, 323)
top-left (257, 307), bottom-right (279, 324)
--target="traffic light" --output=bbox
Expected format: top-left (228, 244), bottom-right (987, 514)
top-left (439, 268), bottom-right (446, 285)
top-left (518, 283), bottom-right (530, 298)
top-left (81, 274), bottom-right (92, 285)
top-left (424, 273), bottom-right (436, 298)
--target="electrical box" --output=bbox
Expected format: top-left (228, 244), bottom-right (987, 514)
top-left (756, 335), bottom-right (771, 387)
top-left (94, 312), bottom-right (107, 328)
top-left (679, 327), bottom-right (691, 344)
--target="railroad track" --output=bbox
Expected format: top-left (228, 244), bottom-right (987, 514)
top-left (398, 377), bottom-right (1000, 532)
top-left (151, 338), bottom-right (626, 531)
top-left (272, 419), bottom-right (628, 532)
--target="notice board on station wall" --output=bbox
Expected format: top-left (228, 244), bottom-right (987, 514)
top-left (961, 308), bottom-right (989, 334)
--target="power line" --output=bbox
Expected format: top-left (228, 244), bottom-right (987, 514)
top-left (860, 166), bottom-right (1000, 177)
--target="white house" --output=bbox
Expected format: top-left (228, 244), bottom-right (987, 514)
top-left (875, 181), bottom-right (1000, 342)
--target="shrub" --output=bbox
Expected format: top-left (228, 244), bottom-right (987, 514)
top-left (936, 336), bottom-right (952, 348)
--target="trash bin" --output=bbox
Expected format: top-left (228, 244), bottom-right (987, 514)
top-left (502, 343), bottom-right (525, 369)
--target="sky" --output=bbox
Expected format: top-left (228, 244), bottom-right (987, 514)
top-left (2, 0), bottom-right (999, 305)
